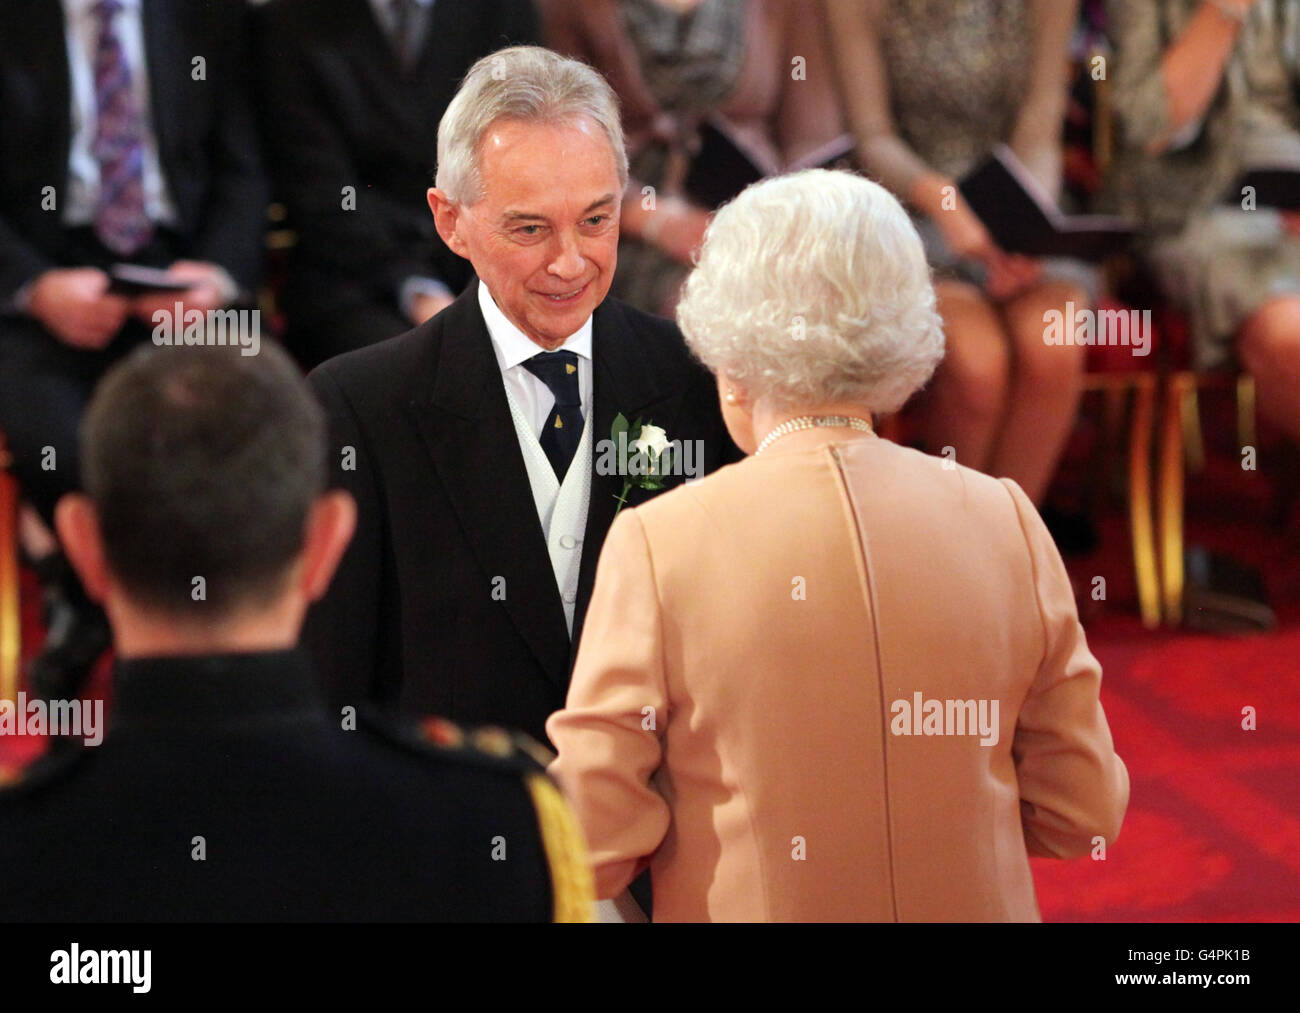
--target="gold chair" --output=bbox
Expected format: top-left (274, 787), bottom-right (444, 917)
top-left (1091, 45), bottom-right (1260, 627)
top-left (877, 369), bottom-right (1161, 630)
top-left (0, 430), bottom-right (20, 704)
top-left (1085, 371), bottom-right (1161, 629)
top-left (1067, 50), bottom-right (1160, 627)
top-left (1157, 370), bottom-right (1256, 626)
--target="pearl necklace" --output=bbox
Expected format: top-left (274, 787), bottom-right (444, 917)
top-left (755, 415), bottom-right (874, 455)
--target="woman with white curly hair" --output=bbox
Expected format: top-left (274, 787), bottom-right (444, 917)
top-left (547, 169), bottom-right (1128, 922)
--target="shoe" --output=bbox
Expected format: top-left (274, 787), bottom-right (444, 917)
top-left (1182, 546), bottom-right (1276, 634)
top-left (27, 551), bottom-right (111, 702)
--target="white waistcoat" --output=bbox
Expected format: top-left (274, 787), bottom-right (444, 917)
top-left (502, 384), bottom-right (593, 637)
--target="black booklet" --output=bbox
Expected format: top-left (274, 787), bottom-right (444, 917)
top-left (958, 145), bottom-right (1134, 262)
top-left (106, 263), bottom-right (193, 297)
top-left (683, 115), bottom-right (857, 209)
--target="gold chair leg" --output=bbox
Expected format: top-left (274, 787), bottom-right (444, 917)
top-left (1128, 376), bottom-right (1161, 629)
top-left (1237, 373), bottom-right (1257, 455)
top-left (1102, 385), bottom-right (1126, 492)
top-left (1158, 374), bottom-right (1192, 627)
top-left (1181, 383), bottom-right (1205, 474)
top-left (1102, 385), bottom-right (1126, 440)
top-left (0, 467), bottom-right (20, 704)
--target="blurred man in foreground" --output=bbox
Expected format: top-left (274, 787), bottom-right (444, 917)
top-left (0, 343), bottom-right (592, 922)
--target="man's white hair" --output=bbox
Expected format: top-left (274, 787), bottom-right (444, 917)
top-left (436, 45), bottom-right (628, 205)
top-left (676, 169), bottom-right (945, 415)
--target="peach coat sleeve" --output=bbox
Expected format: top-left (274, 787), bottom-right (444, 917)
top-left (546, 509), bottom-right (672, 900)
top-left (1003, 479), bottom-right (1131, 859)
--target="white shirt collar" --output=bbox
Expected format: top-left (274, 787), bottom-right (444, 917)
top-left (367, 0), bottom-right (435, 15)
top-left (478, 280), bottom-right (593, 373)
top-left (66, 0), bottom-right (142, 14)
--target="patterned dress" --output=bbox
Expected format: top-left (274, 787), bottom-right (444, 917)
top-left (870, 0), bottom-right (1093, 295)
top-left (614, 0), bottom-right (750, 313)
top-left (878, 0), bottom-right (1034, 184)
top-left (1108, 0), bottom-right (1300, 367)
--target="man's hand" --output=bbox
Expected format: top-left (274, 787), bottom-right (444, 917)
top-left (409, 291), bottom-right (455, 325)
top-left (27, 268), bottom-right (131, 350)
top-left (132, 260), bottom-right (232, 322)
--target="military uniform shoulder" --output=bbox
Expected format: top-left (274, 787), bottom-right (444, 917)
top-left (360, 711), bottom-right (555, 777)
top-left (360, 711), bottom-right (595, 921)
top-left (0, 741), bottom-right (90, 800)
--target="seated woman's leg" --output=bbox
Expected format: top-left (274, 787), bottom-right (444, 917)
top-left (916, 280), bottom-right (1010, 473)
top-left (1238, 295), bottom-right (1300, 443)
top-left (992, 280), bottom-right (1089, 503)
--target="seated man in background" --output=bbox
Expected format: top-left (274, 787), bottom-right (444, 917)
top-left (254, 0), bottom-right (539, 367)
top-left (0, 343), bottom-right (592, 922)
top-left (0, 0), bottom-right (268, 699)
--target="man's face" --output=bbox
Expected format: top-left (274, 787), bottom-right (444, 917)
top-left (432, 116), bottom-right (622, 349)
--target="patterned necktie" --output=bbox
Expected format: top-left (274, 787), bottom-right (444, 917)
top-left (523, 350), bottom-right (584, 482)
top-left (92, 0), bottom-right (153, 256)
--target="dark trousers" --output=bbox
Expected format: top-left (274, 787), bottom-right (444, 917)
top-left (0, 227), bottom-right (179, 526)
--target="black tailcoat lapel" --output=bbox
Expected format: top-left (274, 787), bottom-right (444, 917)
top-left (409, 280), bottom-right (573, 691)
top-left (142, 0), bottom-right (188, 177)
top-left (572, 298), bottom-right (701, 662)
top-left (21, 0), bottom-right (73, 192)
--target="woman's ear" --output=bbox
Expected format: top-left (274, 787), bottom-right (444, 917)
top-left (715, 373), bottom-right (758, 455)
top-left (716, 373), bottom-right (751, 409)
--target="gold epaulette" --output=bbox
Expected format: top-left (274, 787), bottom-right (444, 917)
top-left (410, 717), bottom-right (592, 920)
top-left (417, 717), bottom-right (555, 770)
top-left (525, 772), bottom-right (595, 923)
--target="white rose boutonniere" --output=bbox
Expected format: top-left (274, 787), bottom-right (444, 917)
top-left (633, 424), bottom-right (669, 461)
top-left (611, 413), bottom-right (675, 514)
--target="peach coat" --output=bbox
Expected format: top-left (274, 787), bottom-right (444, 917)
top-left (547, 429), bottom-right (1129, 921)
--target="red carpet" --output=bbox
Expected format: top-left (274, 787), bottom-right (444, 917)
top-left (1030, 614), bottom-right (1300, 921)
top-left (1032, 417), bottom-right (1300, 921)
top-left (5, 408), bottom-right (1298, 921)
